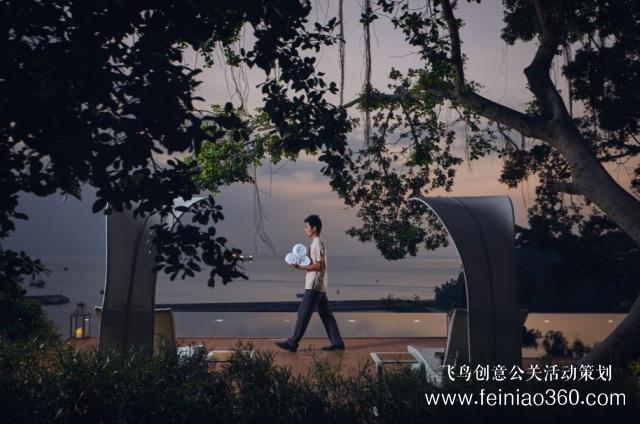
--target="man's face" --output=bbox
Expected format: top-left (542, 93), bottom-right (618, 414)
top-left (304, 222), bottom-right (317, 238)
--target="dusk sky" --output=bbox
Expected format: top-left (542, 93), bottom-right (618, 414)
top-left (5, 1), bottom-right (635, 259)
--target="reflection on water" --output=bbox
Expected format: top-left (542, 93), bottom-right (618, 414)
top-left (44, 303), bottom-right (625, 358)
top-left (174, 312), bottom-right (447, 338)
top-left (522, 313), bottom-right (624, 357)
top-left (172, 312), bottom-right (624, 346)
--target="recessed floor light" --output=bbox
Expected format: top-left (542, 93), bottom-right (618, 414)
top-left (215, 319), bottom-right (224, 322)
top-left (543, 320), bottom-right (550, 323)
top-left (348, 319), bottom-right (356, 323)
top-left (413, 320), bottom-right (421, 323)
top-left (607, 320), bottom-right (613, 323)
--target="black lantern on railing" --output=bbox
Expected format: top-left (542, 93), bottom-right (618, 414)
top-left (70, 302), bottom-right (91, 339)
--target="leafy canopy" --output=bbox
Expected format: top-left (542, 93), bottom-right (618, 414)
top-left (0, 1), bottom-right (350, 291)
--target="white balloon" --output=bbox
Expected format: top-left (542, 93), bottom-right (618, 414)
top-left (292, 243), bottom-right (307, 257)
top-left (297, 255), bottom-right (311, 266)
top-left (285, 252), bottom-right (300, 265)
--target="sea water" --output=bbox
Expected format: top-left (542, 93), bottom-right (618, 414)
top-left (24, 254), bottom-right (625, 353)
top-left (25, 254), bottom-right (460, 335)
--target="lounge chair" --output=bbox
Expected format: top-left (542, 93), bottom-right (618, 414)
top-left (408, 308), bottom-right (529, 385)
top-left (94, 306), bottom-right (204, 358)
top-left (369, 351), bottom-right (424, 382)
top-left (206, 349), bottom-right (255, 364)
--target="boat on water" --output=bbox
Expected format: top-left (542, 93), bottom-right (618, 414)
top-left (43, 295), bottom-right (68, 304)
top-left (296, 293), bottom-right (304, 299)
top-left (26, 294), bottom-right (70, 305)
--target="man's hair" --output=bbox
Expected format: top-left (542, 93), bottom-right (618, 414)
top-left (304, 214), bottom-right (322, 233)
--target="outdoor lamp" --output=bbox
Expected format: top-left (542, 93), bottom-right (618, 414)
top-left (70, 302), bottom-right (91, 339)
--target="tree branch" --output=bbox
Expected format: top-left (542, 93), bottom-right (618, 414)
top-left (342, 89), bottom-right (551, 141)
top-left (440, 0), bottom-right (465, 92)
top-left (548, 181), bottom-right (583, 196)
top-left (343, 1), bottom-right (556, 143)
top-left (598, 151), bottom-right (639, 162)
top-left (342, 95), bottom-right (364, 109)
top-left (438, 0), bottom-right (551, 140)
top-left (457, 91), bottom-right (551, 140)
top-left (524, 0), bottom-right (569, 120)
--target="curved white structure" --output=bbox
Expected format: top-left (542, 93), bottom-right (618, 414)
top-left (412, 196), bottom-right (521, 366)
top-left (99, 198), bottom-right (205, 353)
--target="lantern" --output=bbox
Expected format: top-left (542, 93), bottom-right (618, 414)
top-left (70, 302), bottom-right (91, 339)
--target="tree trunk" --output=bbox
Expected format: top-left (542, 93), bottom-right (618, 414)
top-left (452, 86), bottom-right (640, 365)
top-left (482, 0), bottom-right (640, 364)
top-left (541, 123), bottom-right (640, 365)
top-left (452, 84), bottom-right (640, 366)
top-left (393, 0), bottom-right (640, 365)
top-left (550, 123), bottom-right (640, 245)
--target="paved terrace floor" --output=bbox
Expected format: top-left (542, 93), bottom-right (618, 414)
top-left (70, 337), bottom-right (571, 376)
top-left (71, 337), bottom-right (446, 376)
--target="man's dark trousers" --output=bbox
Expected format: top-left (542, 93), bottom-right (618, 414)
top-left (288, 289), bottom-right (344, 348)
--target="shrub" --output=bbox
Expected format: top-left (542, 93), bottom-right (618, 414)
top-left (1, 339), bottom-right (638, 423)
top-left (0, 296), bottom-right (58, 344)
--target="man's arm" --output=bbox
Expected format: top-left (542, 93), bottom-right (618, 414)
top-left (290, 261), bottom-right (321, 272)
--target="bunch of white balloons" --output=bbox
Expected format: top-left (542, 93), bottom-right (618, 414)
top-left (284, 244), bottom-right (311, 266)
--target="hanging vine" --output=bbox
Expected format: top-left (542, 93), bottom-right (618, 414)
top-left (362, 0), bottom-right (373, 145)
top-left (338, 0), bottom-right (345, 106)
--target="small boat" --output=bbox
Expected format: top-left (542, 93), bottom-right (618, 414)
top-left (63, 267), bottom-right (68, 271)
top-left (26, 294), bottom-right (70, 305)
top-left (43, 295), bottom-right (68, 304)
top-left (29, 279), bottom-right (46, 288)
top-left (296, 293), bottom-right (304, 299)
top-left (99, 289), bottom-right (104, 295)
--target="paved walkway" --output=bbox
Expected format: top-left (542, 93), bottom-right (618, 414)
top-left (71, 337), bottom-right (445, 376)
top-left (189, 337), bottom-right (446, 376)
top-left (70, 337), bottom-right (572, 376)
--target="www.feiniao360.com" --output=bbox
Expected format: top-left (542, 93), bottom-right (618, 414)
top-left (424, 389), bottom-right (626, 407)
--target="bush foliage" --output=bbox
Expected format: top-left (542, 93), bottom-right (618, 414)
top-left (1, 339), bottom-right (638, 423)
top-left (0, 296), bottom-right (58, 344)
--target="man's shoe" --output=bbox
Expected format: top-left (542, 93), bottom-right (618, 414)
top-left (322, 344), bottom-right (345, 351)
top-left (275, 341), bottom-right (297, 352)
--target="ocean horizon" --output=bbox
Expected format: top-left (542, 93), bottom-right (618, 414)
top-left (27, 253), bottom-right (463, 302)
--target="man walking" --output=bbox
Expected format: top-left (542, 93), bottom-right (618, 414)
top-left (275, 214), bottom-right (345, 352)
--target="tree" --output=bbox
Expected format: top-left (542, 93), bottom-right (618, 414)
top-left (0, 0), bottom-right (349, 330)
top-left (313, 0), bottom-right (639, 364)
top-left (4, 1), bottom-right (639, 365)
top-left (187, 0), bottom-right (639, 364)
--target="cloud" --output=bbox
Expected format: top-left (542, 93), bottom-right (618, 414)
top-left (262, 171), bottom-right (334, 200)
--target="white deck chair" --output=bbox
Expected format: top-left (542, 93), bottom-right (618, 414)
top-left (408, 308), bottom-right (468, 385)
top-left (206, 350), bottom-right (255, 364)
top-left (408, 308), bottom-right (529, 385)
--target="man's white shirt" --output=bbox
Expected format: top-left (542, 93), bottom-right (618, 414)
top-left (304, 236), bottom-right (328, 292)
